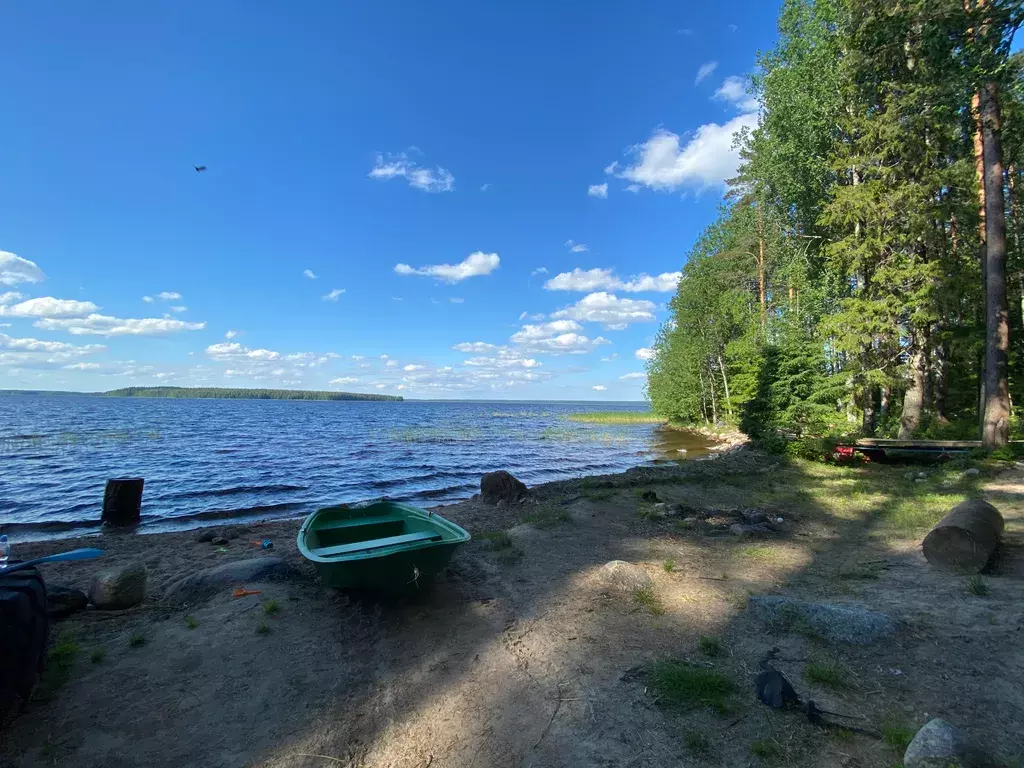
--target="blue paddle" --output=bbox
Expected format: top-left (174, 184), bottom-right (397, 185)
top-left (0, 548), bottom-right (104, 576)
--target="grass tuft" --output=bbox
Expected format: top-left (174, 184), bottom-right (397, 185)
top-left (256, 622), bottom-right (271, 635)
top-left (567, 411), bottom-right (663, 424)
top-left (966, 575), bottom-right (989, 596)
top-left (185, 615), bottom-right (199, 630)
top-left (90, 648), bottom-right (106, 664)
top-left (48, 632), bottom-right (79, 668)
top-left (647, 660), bottom-right (736, 714)
top-left (263, 599), bottom-right (279, 616)
top-left (663, 558), bottom-right (676, 573)
top-left (634, 587), bottom-right (666, 616)
top-left (128, 633), bottom-right (146, 648)
top-left (698, 635), bottom-right (724, 658)
top-left (479, 530), bottom-right (513, 549)
top-left (741, 545), bottom-right (778, 561)
top-left (750, 739), bottom-right (784, 761)
top-left (521, 506), bottom-right (572, 529)
top-left (803, 660), bottom-right (850, 690)
top-left (881, 717), bottom-right (915, 753)
top-left (683, 730), bottom-right (711, 755)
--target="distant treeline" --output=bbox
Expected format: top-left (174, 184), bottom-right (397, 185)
top-left (104, 387), bottom-right (402, 401)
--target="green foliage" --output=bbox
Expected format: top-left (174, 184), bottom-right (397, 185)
top-left (803, 660), bottom-right (850, 690)
top-left (185, 615), bottom-right (199, 630)
top-left (103, 386), bottom-right (401, 402)
top-left (566, 411), bottom-right (663, 424)
top-left (633, 587), bottom-right (666, 615)
top-left (90, 648), bottom-right (106, 664)
top-left (663, 558), bottom-right (676, 572)
top-left (128, 633), bottom-right (146, 648)
top-left (263, 600), bottom-right (280, 616)
top-left (647, 660), bottom-right (736, 714)
top-left (966, 575), bottom-right (989, 597)
top-left (882, 717), bottom-right (916, 753)
top-left (698, 635), bottom-right (724, 658)
top-left (683, 730), bottom-right (712, 755)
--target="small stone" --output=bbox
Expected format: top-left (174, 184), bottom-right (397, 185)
top-left (89, 561), bottom-right (147, 610)
top-left (917, 471), bottom-right (928, 479)
top-left (47, 584), bottom-right (89, 619)
top-left (747, 595), bottom-right (896, 645)
top-left (682, 516), bottom-right (699, 525)
top-left (963, 468), bottom-right (980, 477)
top-left (664, 503), bottom-right (685, 516)
top-left (211, 537), bottom-right (229, 546)
top-left (597, 560), bottom-right (653, 594)
top-left (904, 472), bottom-right (916, 480)
top-left (903, 718), bottom-right (978, 768)
top-left (741, 510), bottom-right (769, 525)
top-left (730, 523), bottom-right (771, 537)
top-left (195, 530), bottom-right (216, 543)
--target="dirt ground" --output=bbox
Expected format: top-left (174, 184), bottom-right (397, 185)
top-left (2, 449), bottom-right (1023, 768)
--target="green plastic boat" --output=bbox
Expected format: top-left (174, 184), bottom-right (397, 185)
top-left (297, 501), bottom-right (471, 591)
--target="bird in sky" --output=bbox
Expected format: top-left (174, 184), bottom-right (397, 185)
top-left (194, 165), bottom-right (207, 173)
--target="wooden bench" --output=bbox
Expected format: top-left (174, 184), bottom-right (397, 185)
top-left (311, 531), bottom-right (441, 558)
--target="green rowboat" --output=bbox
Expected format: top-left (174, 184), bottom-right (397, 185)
top-left (297, 501), bottom-right (470, 590)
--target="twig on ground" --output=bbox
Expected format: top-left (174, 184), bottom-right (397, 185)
top-left (294, 754), bottom-right (345, 764)
top-left (533, 697), bottom-right (563, 749)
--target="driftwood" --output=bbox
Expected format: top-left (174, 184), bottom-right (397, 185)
top-left (922, 499), bottom-right (1004, 573)
top-left (101, 477), bottom-right (144, 527)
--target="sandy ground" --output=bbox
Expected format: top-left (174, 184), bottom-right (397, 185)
top-left (2, 449), bottom-right (1023, 768)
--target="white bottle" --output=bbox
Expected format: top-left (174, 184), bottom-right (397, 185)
top-left (0, 535), bottom-right (9, 569)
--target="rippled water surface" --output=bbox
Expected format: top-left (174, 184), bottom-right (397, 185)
top-left (0, 396), bottom-right (715, 537)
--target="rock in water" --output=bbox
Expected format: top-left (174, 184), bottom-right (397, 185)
top-left (89, 561), bottom-right (147, 610)
top-left (747, 595), bottom-right (896, 645)
top-left (480, 471), bottom-right (528, 505)
top-left (598, 561), bottom-right (653, 593)
top-left (904, 719), bottom-right (977, 768)
top-left (164, 557), bottom-right (299, 604)
top-left (47, 584), bottom-right (89, 619)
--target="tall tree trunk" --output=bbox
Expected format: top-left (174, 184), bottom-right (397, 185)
top-left (717, 354), bottom-right (732, 415)
top-left (756, 206), bottom-right (767, 331)
top-left (862, 383), bottom-right (877, 435)
top-left (973, 89), bottom-right (989, 436)
top-left (980, 80), bottom-right (1011, 447)
top-left (933, 334), bottom-right (950, 424)
top-left (708, 364), bottom-right (719, 425)
top-left (899, 339), bottom-right (927, 439)
top-left (880, 385), bottom-right (891, 421)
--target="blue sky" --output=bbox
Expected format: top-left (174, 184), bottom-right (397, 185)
top-left (0, 0), bottom-right (781, 400)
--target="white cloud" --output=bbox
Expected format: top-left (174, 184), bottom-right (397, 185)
top-left (369, 152), bottom-right (454, 193)
top-left (395, 384), bottom-right (407, 391)
top-left (678, 28), bottom-right (694, 36)
top-left (0, 251), bottom-right (45, 286)
top-left (728, 23), bottom-right (739, 32)
top-left (592, 385), bottom-right (607, 391)
top-left (403, 364), bottom-right (425, 371)
top-left (509, 320), bottom-right (610, 355)
top-left (453, 342), bottom-right (497, 354)
top-left (601, 353), bottom-right (619, 362)
top-left (616, 117), bottom-right (758, 191)
top-left (36, 315), bottom-right (205, 336)
top-left (625, 184), bottom-right (641, 193)
top-left (322, 288), bottom-right (346, 301)
top-left (170, 306), bottom-right (187, 313)
top-left (330, 377), bottom-right (359, 385)
top-left (386, 359), bottom-right (399, 368)
top-left (157, 291), bottom-right (182, 301)
top-left (0, 292), bottom-right (24, 305)
top-left (695, 61), bottom-right (718, 84)
top-left (449, 297), bottom-right (464, 304)
top-left (588, 183), bottom-right (608, 198)
top-left (564, 240), bottom-right (589, 253)
top-left (635, 347), bottom-right (655, 361)
top-left (713, 76), bottom-right (758, 112)
top-left (225, 330), bottom-right (238, 339)
top-left (351, 355), bottom-right (365, 361)
top-left (394, 251), bottom-right (500, 282)
top-left (480, 183), bottom-right (491, 192)
top-left (0, 297), bottom-right (100, 318)
top-left (0, 332), bottom-right (104, 356)
top-left (63, 362), bottom-right (102, 371)
top-left (303, 269), bottom-right (318, 280)
top-left (603, 161), bottom-right (619, 175)
top-left (545, 268), bottom-right (680, 293)
top-left (142, 295), bottom-right (154, 303)
top-left (620, 372), bottom-right (646, 380)
top-left (551, 292), bottom-right (657, 329)
top-left (531, 267), bottom-right (548, 276)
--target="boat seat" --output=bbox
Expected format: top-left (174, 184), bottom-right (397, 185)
top-left (314, 515), bottom-right (403, 532)
top-left (312, 531), bottom-right (441, 558)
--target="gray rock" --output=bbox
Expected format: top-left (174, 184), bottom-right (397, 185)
top-left (741, 510), bottom-right (769, 525)
top-left (195, 529), bottom-right (216, 543)
top-left (89, 561), bottom-right (147, 610)
top-left (917, 471), bottom-right (929, 479)
top-left (747, 595), bottom-right (896, 645)
top-left (47, 584), bottom-right (89, 619)
top-left (903, 719), bottom-right (977, 768)
top-left (164, 557), bottom-right (299, 604)
top-left (963, 468), bottom-right (981, 478)
top-left (480, 470), bottom-right (529, 505)
top-left (665, 503), bottom-right (686, 517)
top-left (211, 537), bottom-right (229, 546)
top-left (597, 560), bottom-right (653, 593)
top-left (730, 523), bottom-right (772, 537)
top-left (904, 471), bottom-right (916, 480)
top-left (221, 526), bottom-right (248, 540)
top-left (682, 516), bottom-right (699, 526)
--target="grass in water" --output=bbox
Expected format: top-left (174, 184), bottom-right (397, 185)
top-left (966, 575), bottom-right (989, 596)
top-left (128, 633), bottom-right (146, 648)
top-left (634, 587), bottom-right (666, 615)
top-left (567, 411), bottom-right (663, 424)
top-left (263, 599), bottom-right (280, 616)
top-left (698, 635), bottom-right (724, 658)
top-left (185, 615), bottom-right (199, 630)
top-left (803, 660), bottom-right (850, 690)
top-left (90, 648), bottom-right (106, 664)
top-left (647, 660), bottom-right (736, 714)
top-left (663, 558), bottom-right (676, 573)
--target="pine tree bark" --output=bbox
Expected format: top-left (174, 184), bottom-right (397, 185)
top-left (899, 340), bottom-right (927, 439)
top-left (933, 335), bottom-right (949, 424)
top-left (980, 80), bottom-right (1011, 447)
top-left (880, 386), bottom-right (891, 421)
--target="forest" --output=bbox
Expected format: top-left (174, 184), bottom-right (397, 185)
top-left (102, 387), bottom-right (403, 402)
top-left (647, 0), bottom-right (1024, 449)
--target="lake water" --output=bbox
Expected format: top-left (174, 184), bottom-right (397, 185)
top-left (0, 396), bottom-right (715, 538)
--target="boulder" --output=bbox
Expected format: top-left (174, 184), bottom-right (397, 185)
top-left (903, 719), bottom-right (978, 768)
top-left (89, 561), bottom-right (147, 610)
top-left (480, 471), bottom-right (529, 505)
top-left (211, 537), bottom-right (229, 546)
top-left (597, 561), bottom-right (653, 593)
top-left (741, 510), bottom-right (769, 525)
top-left (963, 467), bottom-right (981, 478)
top-left (47, 584), bottom-right (89, 619)
top-left (164, 557), bottom-right (299, 604)
top-left (664, 503), bottom-right (686, 517)
top-left (195, 529), bottom-right (216, 543)
top-left (748, 595), bottom-right (896, 645)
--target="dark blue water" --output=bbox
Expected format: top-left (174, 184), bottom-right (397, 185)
top-left (0, 396), bottom-right (713, 538)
